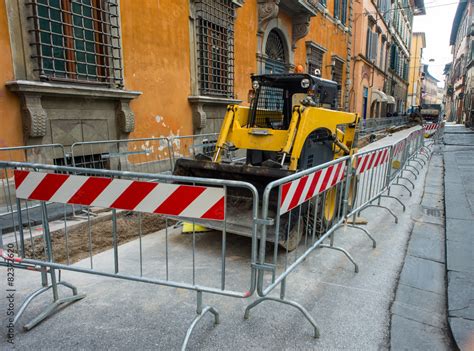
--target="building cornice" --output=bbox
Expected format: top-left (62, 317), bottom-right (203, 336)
top-left (6, 80), bottom-right (141, 100)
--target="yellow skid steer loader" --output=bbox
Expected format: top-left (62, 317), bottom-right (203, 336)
top-left (174, 73), bottom-right (360, 250)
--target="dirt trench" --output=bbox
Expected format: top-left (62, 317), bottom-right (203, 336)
top-left (22, 212), bottom-right (175, 264)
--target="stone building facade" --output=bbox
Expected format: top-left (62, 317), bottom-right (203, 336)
top-left (0, 0), bottom-right (354, 161)
top-left (421, 65), bottom-right (440, 105)
top-left (445, 0), bottom-right (473, 126)
top-left (407, 32), bottom-right (425, 109)
top-left (350, 0), bottom-right (425, 119)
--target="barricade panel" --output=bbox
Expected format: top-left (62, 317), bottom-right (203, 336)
top-left (256, 157), bottom-right (350, 296)
top-left (2, 161), bottom-right (257, 295)
top-left (347, 145), bottom-right (391, 216)
top-left (1, 160), bottom-right (259, 344)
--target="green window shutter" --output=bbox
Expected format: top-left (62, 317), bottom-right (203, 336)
top-left (341, 0), bottom-right (347, 24)
top-left (334, 0), bottom-right (340, 19)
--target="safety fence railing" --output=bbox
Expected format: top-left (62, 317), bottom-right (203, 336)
top-left (170, 133), bottom-right (219, 163)
top-left (359, 116), bottom-right (409, 135)
top-left (0, 161), bottom-right (258, 350)
top-left (1, 126), bottom-right (435, 348)
top-left (245, 126), bottom-right (429, 338)
top-left (423, 121), bottom-right (445, 146)
top-left (70, 137), bottom-right (173, 174)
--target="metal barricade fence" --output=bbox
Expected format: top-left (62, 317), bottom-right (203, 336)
top-left (429, 121), bottom-right (445, 145)
top-left (245, 127), bottom-right (431, 338)
top-left (0, 127), bottom-right (434, 346)
top-left (423, 122), bottom-right (439, 137)
top-left (359, 116), bottom-right (409, 134)
top-left (70, 137), bottom-right (173, 174)
top-left (385, 128), bottom-right (425, 197)
top-left (349, 145), bottom-right (392, 216)
top-left (0, 161), bottom-right (259, 350)
top-left (245, 157), bottom-right (358, 338)
top-left (170, 133), bottom-right (219, 163)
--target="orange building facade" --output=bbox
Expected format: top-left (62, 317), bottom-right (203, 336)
top-left (1, 0), bottom-right (352, 162)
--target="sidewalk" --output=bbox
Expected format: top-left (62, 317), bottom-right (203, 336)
top-left (443, 124), bottom-right (474, 349)
top-left (390, 142), bottom-right (452, 350)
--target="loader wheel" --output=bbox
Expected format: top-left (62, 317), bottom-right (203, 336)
top-left (279, 226), bottom-right (303, 251)
top-left (346, 176), bottom-right (358, 213)
top-left (278, 205), bottom-right (307, 251)
top-left (323, 188), bottom-right (338, 222)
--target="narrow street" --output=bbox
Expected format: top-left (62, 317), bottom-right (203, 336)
top-left (4, 127), bottom-right (453, 350)
top-left (1, 0), bottom-right (473, 349)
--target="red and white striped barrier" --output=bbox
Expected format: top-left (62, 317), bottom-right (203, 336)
top-left (279, 162), bottom-right (345, 215)
top-left (355, 147), bottom-right (390, 175)
top-left (392, 139), bottom-right (406, 156)
top-left (14, 170), bottom-right (225, 221)
top-left (423, 123), bottom-right (439, 135)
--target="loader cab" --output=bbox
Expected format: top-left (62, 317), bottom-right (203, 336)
top-left (246, 74), bottom-right (339, 167)
top-left (248, 74), bottom-right (339, 130)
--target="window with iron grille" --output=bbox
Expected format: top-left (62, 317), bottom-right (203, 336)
top-left (27, 0), bottom-right (123, 87)
top-left (195, 0), bottom-right (235, 98)
top-left (306, 42), bottom-right (325, 76)
top-left (332, 57), bottom-right (344, 109)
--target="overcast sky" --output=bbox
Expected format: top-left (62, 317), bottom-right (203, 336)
top-left (412, 0), bottom-right (460, 86)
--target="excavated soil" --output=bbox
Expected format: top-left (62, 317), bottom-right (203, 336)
top-left (22, 212), bottom-right (174, 264)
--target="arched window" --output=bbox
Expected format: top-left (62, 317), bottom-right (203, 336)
top-left (264, 29), bottom-right (288, 74)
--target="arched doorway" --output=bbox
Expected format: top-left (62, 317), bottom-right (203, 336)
top-left (264, 29), bottom-right (288, 74)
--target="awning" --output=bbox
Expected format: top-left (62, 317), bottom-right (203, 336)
top-left (371, 89), bottom-right (388, 103)
top-left (386, 95), bottom-right (396, 104)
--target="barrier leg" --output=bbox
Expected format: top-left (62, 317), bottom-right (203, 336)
top-left (378, 194), bottom-right (406, 212)
top-left (397, 176), bottom-right (415, 190)
top-left (244, 279), bottom-right (320, 338)
top-left (406, 162), bottom-right (420, 175)
top-left (343, 224), bottom-right (377, 248)
top-left (418, 148), bottom-right (431, 162)
top-left (391, 182), bottom-right (412, 196)
top-left (15, 203), bottom-right (86, 331)
top-left (420, 146), bottom-right (431, 155)
top-left (402, 167), bottom-right (418, 180)
top-left (20, 268), bottom-right (85, 330)
top-left (408, 158), bottom-right (423, 171)
top-left (413, 154), bottom-right (426, 166)
top-left (13, 269), bottom-right (50, 327)
top-left (360, 204), bottom-right (398, 224)
top-left (319, 244), bottom-right (359, 272)
top-left (181, 290), bottom-right (219, 351)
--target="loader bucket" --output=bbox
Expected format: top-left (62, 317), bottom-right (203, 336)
top-left (173, 158), bottom-right (292, 198)
top-left (173, 158), bottom-right (302, 249)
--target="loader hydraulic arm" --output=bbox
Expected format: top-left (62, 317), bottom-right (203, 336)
top-left (213, 106), bottom-right (236, 162)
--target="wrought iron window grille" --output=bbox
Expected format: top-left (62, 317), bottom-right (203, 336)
top-left (27, 0), bottom-right (123, 88)
top-left (195, 0), bottom-right (236, 98)
top-left (306, 43), bottom-right (325, 76)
